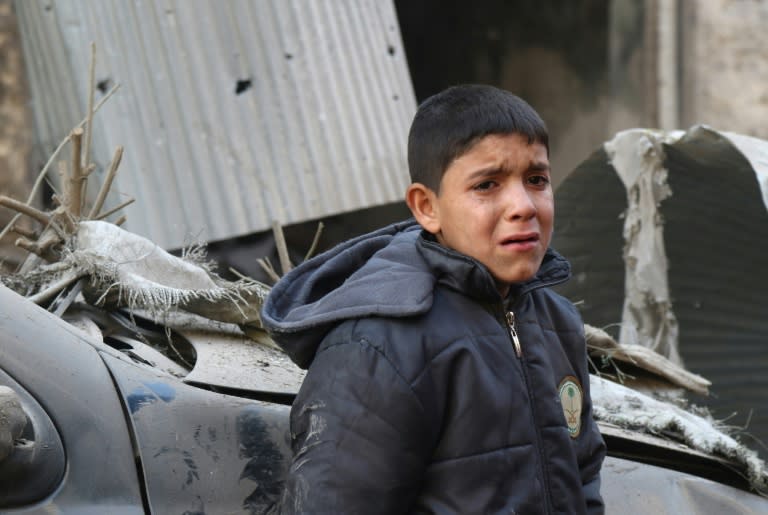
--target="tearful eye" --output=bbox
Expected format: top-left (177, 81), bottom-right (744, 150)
top-left (474, 180), bottom-right (497, 191)
top-left (528, 175), bottom-right (550, 187)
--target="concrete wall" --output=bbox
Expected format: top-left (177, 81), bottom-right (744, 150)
top-left (681, 0), bottom-right (768, 137)
top-left (396, 0), bottom-right (768, 184)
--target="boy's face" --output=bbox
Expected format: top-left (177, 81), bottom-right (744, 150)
top-left (409, 133), bottom-right (553, 296)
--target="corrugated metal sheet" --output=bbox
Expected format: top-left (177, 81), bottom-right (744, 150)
top-left (13, 0), bottom-right (416, 249)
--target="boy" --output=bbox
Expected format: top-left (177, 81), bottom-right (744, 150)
top-left (261, 84), bottom-right (605, 514)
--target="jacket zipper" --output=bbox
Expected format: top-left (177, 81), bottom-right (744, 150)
top-left (505, 312), bottom-right (522, 358)
top-left (503, 308), bottom-right (553, 514)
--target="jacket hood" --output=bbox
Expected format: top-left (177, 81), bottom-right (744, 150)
top-left (261, 220), bottom-right (429, 367)
top-left (261, 219), bottom-right (571, 368)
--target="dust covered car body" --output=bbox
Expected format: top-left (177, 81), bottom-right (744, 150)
top-left (2, 280), bottom-right (768, 514)
top-left (0, 281), bottom-right (293, 514)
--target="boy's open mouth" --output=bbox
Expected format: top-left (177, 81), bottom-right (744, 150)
top-left (501, 233), bottom-right (539, 245)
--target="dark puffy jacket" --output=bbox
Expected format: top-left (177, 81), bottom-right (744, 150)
top-left (261, 220), bottom-right (605, 515)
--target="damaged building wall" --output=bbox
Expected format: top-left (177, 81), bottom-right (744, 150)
top-left (680, 0), bottom-right (768, 138)
top-left (396, 0), bottom-right (629, 188)
top-left (0, 0), bottom-right (33, 272)
top-left (396, 0), bottom-right (768, 185)
top-left (395, 0), bottom-right (698, 188)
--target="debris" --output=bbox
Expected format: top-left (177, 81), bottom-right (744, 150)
top-left (605, 129), bottom-right (681, 364)
top-left (556, 125), bottom-right (768, 462)
top-left (591, 375), bottom-right (768, 495)
top-left (585, 324), bottom-right (710, 396)
top-left (0, 43), bottom-right (273, 352)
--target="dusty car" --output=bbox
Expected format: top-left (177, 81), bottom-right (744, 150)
top-left (2, 281), bottom-right (768, 514)
top-left (1, 117), bottom-right (767, 513)
top-left (0, 280), bottom-right (293, 515)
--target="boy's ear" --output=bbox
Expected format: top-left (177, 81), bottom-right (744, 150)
top-left (405, 183), bottom-right (441, 235)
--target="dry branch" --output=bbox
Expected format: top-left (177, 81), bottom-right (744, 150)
top-left (27, 272), bottom-right (85, 305)
top-left (9, 224), bottom-right (38, 239)
top-left (56, 160), bottom-right (68, 215)
top-left (51, 206), bottom-right (77, 234)
top-left (69, 128), bottom-right (85, 217)
top-left (24, 84), bottom-right (119, 206)
top-left (272, 221), bottom-right (292, 275)
top-left (95, 197), bottom-right (135, 220)
top-left (83, 42), bottom-right (96, 172)
top-left (0, 196), bottom-right (51, 226)
top-left (14, 231), bottom-right (59, 262)
top-left (0, 84), bottom-right (121, 247)
top-left (88, 146), bottom-right (123, 219)
top-left (0, 214), bottom-right (22, 244)
top-left (257, 257), bottom-right (281, 284)
top-left (303, 222), bottom-right (325, 261)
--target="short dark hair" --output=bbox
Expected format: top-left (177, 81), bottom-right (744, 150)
top-left (407, 84), bottom-right (549, 192)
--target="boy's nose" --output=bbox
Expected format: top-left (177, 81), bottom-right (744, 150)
top-left (503, 184), bottom-right (537, 220)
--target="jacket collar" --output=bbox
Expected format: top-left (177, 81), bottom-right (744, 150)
top-left (416, 230), bottom-right (572, 305)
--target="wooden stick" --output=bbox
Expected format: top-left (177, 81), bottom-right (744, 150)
top-left (257, 257), bottom-right (281, 284)
top-left (228, 267), bottom-right (250, 281)
top-left (27, 273), bottom-right (84, 305)
top-left (41, 213), bottom-right (68, 240)
top-left (0, 196), bottom-right (52, 226)
top-left (0, 213), bottom-right (22, 243)
top-left (50, 278), bottom-right (84, 317)
top-left (272, 220), bottom-right (293, 275)
top-left (303, 221), bottom-right (325, 261)
top-left (69, 128), bottom-right (84, 217)
top-left (8, 224), bottom-right (37, 239)
top-left (14, 231), bottom-right (59, 260)
top-left (58, 160), bottom-right (68, 204)
top-left (51, 206), bottom-right (77, 235)
top-left (79, 177), bottom-right (88, 215)
top-left (88, 146), bottom-right (123, 219)
top-left (115, 215), bottom-right (127, 226)
top-left (13, 237), bottom-right (35, 252)
top-left (0, 197), bottom-right (69, 243)
top-left (83, 42), bottom-right (96, 172)
top-left (95, 197), bottom-right (135, 220)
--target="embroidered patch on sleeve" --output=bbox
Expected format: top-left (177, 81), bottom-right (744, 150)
top-left (558, 376), bottom-right (583, 438)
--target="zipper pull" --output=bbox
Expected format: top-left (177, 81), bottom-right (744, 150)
top-left (505, 312), bottom-right (522, 358)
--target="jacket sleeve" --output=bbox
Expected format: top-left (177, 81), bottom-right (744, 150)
top-left (580, 413), bottom-right (605, 514)
top-left (578, 357), bottom-right (607, 514)
top-left (278, 326), bottom-right (433, 515)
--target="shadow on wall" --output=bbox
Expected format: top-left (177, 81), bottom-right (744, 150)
top-left (553, 126), bottom-right (768, 458)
